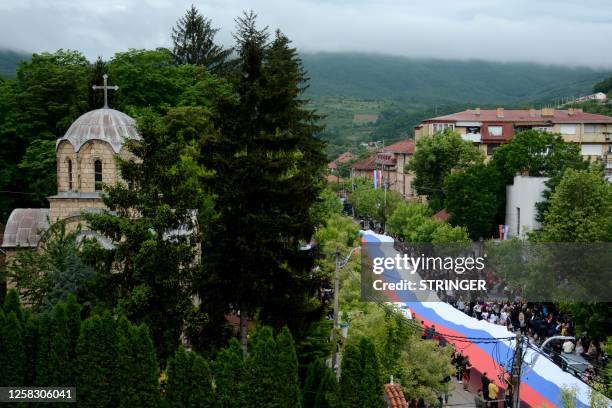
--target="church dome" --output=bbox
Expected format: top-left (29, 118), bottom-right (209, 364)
top-left (56, 108), bottom-right (141, 153)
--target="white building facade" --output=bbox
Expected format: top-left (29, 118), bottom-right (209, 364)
top-left (505, 175), bottom-right (549, 238)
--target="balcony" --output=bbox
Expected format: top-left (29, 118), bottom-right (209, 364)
top-left (461, 133), bottom-right (481, 143)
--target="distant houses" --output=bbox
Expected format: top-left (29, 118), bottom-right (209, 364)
top-left (349, 139), bottom-right (416, 199)
top-left (415, 107), bottom-right (612, 181)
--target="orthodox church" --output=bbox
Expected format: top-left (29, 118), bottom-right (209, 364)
top-left (2, 75), bottom-right (140, 257)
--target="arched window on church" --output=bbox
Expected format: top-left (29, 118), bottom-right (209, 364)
top-left (67, 159), bottom-right (73, 190)
top-left (94, 160), bottom-right (103, 191)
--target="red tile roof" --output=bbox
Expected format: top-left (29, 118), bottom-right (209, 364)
top-left (383, 139), bottom-right (415, 154)
top-left (328, 152), bottom-right (357, 169)
top-left (351, 155), bottom-right (377, 171)
top-left (422, 109), bottom-right (612, 124)
top-left (384, 384), bottom-right (408, 408)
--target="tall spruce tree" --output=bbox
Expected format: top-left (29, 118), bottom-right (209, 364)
top-left (49, 303), bottom-right (71, 385)
top-left (314, 367), bottom-right (338, 408)
top-left (166, 346), bottom-right (194, 407)
top-left (188, 354), bottom-right (217, 408)
top-left (199, 11), bottom-right (326, 353)
top-left (339, 338), bottom-right (385, 408)
top-left (76, 312), bottom-right (118, 407)
top-left (0, 311), bottom-right (25, 386)
top-left (339, 343), bottom-right (362, 408)
top-left (35, 313), bottom-right (52, 385)
top-left (116, 319), bottom-right (159, 407)
top-left (171, 5), bottom-right (233, 73)
top-left (23, 315), bottom-right (40, 386)
top-left (275, 326), bottom-right (301, 407)
top-left (65, 294), bottom-right (81, 383)
top-left (303, 359), bottom-right (338, 408)
top-left (243, 326), bottom-right (279, 407)
top-left (213, 338), bottom-right (246, 407)
top-left (3, 288), bottom-right (22, 321)
top-left (358, 337), bottom-right (384, 408)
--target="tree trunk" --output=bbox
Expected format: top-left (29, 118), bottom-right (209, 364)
top-left (239, 307), bottom-right (249, 356)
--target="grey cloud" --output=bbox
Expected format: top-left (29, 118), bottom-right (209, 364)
top-left (1, 0), bottom-right (611, 67)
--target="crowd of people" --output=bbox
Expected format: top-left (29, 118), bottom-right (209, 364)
top-left (450, 299), bottom-right (607, 384)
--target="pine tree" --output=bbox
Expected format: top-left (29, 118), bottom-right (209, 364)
top-left (200, 11), bottom-right (326, 354)
top-left (23, 315), bottom-right (40, 386)
top-left (0, 311), bottom-right (25, 386)
top-left (275, 326), bottom-right (301, 407)
top-left (188, 353), bottom-right (216, 408)
top-left (49, 303), bottom-right (71, 385)
top-left (116, 320), bottom-right (159, 407)
top-left (166, 346), bottom-right (194, 407)
top-left (35, 313), bottom-right (52, 385)
top-left (171, 5), bottom-right (233, 73)
top-left (302, 359), bottom-right (325, 408)
top-left (65, 294), bottom-right (81, 383)
top-left (214, 338), bottom-right (245, 408)
top-left (2, 288), bottom-right (22, 321)
top-left (243, 326), bottom-right (278, 407)
top-left (358, 337), bottom-right (384, 408)
top-left (339, 343), bottom-right (362, 408)
top-left (76, 312), bottom-right (118, 407)
top-left (314, 367), bottom-right (338, 408)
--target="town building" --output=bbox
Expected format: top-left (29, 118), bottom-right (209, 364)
top-left (505, 175), bottom-right (549, 238)
top-left (574, 92), bottom-right (608, 103)
top-left (414, 108), bottom-right (612, 179)
top-left (327, 151), bottom-right (357, 183)
top-left (2, 76), bottom-right (140, 259)
top-left (350, 139), bottom-right (416, 199)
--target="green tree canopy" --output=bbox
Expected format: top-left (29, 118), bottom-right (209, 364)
top-left (540, 168), bottom-right (612, 242)
top-left (171, 5), bottom-right (233, 74)
top-left (443, 164), bottom-right (501, 240)
top-left (409, 130), bottom-right (484, 211)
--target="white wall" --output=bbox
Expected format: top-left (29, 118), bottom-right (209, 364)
top-left (505, 176), bottom-right (549, 238)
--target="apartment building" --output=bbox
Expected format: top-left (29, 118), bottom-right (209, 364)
top-left (350, 139), bottom-right (416, 199)
top-left (415, 107), bottom-right (612, 180)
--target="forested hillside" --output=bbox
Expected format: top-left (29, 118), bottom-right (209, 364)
top-left (0, 49), bottom-right (29, 78)
top-left (302, 52), bottom-right (610, 105)
top-left (300, 53), bottom-right (611, 156)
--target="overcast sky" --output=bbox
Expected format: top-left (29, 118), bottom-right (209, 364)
top-left (1, 0), bottom-right (612, 68)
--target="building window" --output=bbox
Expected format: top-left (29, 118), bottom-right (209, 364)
top-left (516, 207), bottom-right (521, 236)
top-left (433, 123), bottom-right (454, 133)
top-left (560, 124), bottom-right (577, 135)
top-left (94, 160), bottom-right (103, 191)
top-left (534, 126), bottom-right (552, 133)
top-left (584, 124), bottom-right (598, 133)
top-left (487, 144), bottom-right (500, 155)
top-left (488, 126), bottom-right (503, 136)
top-left (67, 159), bottom-right (73, 190)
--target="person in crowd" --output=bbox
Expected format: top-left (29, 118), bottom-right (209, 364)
top-left (481, 373), bottom-right (490, 402)
top-left (474, 303), bottom-right (482, 320)
top-left (562, 339), bottom-right (575, 354)
top-left (575, 338), bottom-right (584, 355)
top-left (455, 352), bottom-right (465, 382)
top-left (474, 389), bottom-right (486, 408)
top-left (488, 380), bottom-right (499, 407)
top-left (462, 356), bottom-right (473, 390)
top-left (518, 310), bottom-right (526, 335)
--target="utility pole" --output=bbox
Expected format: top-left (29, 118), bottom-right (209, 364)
top-left (511, 333), bottom-right (524, 408)
top-left (331, 247), bottom-right (341, 378)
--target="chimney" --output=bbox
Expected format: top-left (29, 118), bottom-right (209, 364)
top-left (475, 107), bottom-right (481, 116)
top-left (496, 107), bottom-right (504, 118)
top-left (542, 107), bottom-right (555, 117)
top-left (529, 108), bottom-right (536, 117)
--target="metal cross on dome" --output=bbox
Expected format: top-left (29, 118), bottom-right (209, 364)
top-left (92, 74), bottom-right (119, 108)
